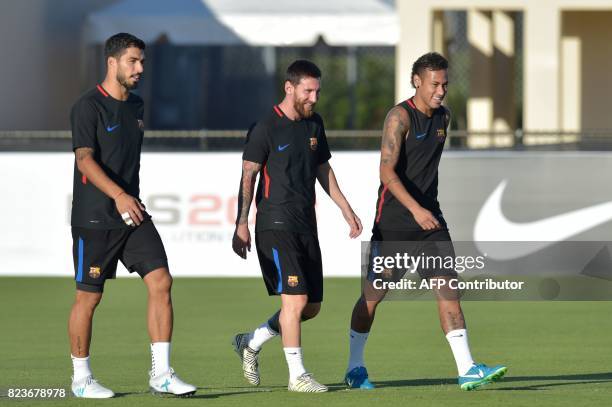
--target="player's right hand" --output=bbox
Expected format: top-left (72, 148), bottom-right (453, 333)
top-left (412, 206), bottom-right (441, 231)
top-left (232, 224), bottom-right (251, 259)
top-left (114, 192), bottom-right (145, 226)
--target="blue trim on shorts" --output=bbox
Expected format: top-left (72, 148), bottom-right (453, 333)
top-left (76, 237), bottom-right (84, 282)
top-left (366, 240), bottom-right (380, 282)
top-left (272, 248), bottom-right (282, 293)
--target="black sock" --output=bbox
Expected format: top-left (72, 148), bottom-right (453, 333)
top-left (267, 310), bottom-right (281, 334)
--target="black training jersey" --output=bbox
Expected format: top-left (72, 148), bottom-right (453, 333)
top-left (70, 84), bottom-right (147, 229)
top-left (374, 97), bottom-right (448, 231)
top-left (243, 105), bottom-right (331, 235)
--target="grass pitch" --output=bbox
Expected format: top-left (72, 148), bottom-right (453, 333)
top-left (1, 277), bottom-right (611, 406)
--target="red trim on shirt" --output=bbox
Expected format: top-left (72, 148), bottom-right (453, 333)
top-left (407, 97), bottom-right (416, 109)
top-left (375, 185), bottom-right (388, 223)
top-left (96, 84), bottom-right (109, 97)
top-left (264, 165), bottom-right (270, 198)
top-left (81, 175), bottom-right (87, 184)
top-left (273, 105), bottom-right (284, 118)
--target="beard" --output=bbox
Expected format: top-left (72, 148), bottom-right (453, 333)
top-left (117, 70), bottom-right (139, 90)
top-left (294, 99), bottom-right (315, 119)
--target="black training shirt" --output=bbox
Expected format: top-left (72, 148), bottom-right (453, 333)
top-left (243, 105), bottom-right (331, 235)
top-left (70, 84), bottom-right (147, 229)
top-left (374, 97), bottom-right (449, 231)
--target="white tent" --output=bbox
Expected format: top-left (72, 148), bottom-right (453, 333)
top-left (85, 0), bottom-right (398, 46)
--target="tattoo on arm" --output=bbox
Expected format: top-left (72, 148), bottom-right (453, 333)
top-left (75, 147), bottom-right (94, 161)
top-left (236, 160), bottom-right (262, 225)
top-left (386, 177), bottom-right (401, 187)
top-left (380, 107), bottom-right (408, 184)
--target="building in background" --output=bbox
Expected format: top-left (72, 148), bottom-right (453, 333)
top-left (0, 0), bottom-right (397, 131)
top-left (397, 0), bottom-right (612, 146)
top-left (1, 0), bottom-right (611, 138)
top-left (0, 0), bottom-right (120, 130)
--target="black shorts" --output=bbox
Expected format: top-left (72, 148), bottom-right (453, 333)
top-left (71, 219), bottom-right (168, 293)
top-left (367, 228), bottom-right (457, 281)
top-left (255, 230), bottom-right (323, 303)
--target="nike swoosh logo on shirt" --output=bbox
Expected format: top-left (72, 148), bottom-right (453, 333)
top-left (107, 124), bottom-right (120, 132)
top-left (415, 133), bottom-right (427, 140)
top-left (278, 144), bottom-right (290, 151)
top-left (474, 180), bottom-right (612, 260)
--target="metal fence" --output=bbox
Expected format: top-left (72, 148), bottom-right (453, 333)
top-left (444, 10), bottom-right (524, 130)
top-left (2, 130), bottom-right (612, 152)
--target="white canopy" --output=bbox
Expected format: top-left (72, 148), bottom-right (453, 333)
top-left (85, 0), bottom-right (399, 46)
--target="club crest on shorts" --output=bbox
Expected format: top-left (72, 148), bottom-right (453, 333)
top-left (137, 119), bottom-right (145, 130)
top-left (89, 266), bottom-right (101, 279)
top-left (310, 136), bottom-right (318, 151)
top-left (288, 275), bottom-right (299, 287)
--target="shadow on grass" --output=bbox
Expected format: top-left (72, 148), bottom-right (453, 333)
top-left (111, 393), bottom-right (133, 398)
top-left (328, 372), bottom-right (612, 391)
top-left (491, 372), bottom-right (612, 391)
top-left (109, 386), bottom-right (282, 400)
top-left (186, 386), bottom-right (283, 399)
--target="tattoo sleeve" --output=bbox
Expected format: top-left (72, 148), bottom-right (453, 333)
top-left (235, 160), bottom-right (262, 225)
top-left (380, 107), bottom-right (409, 184)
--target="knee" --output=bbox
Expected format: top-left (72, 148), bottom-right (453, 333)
top-left (146, 269), bottom-right (173, 294)
top-left (301, 303), bottom-right (321, 320)
top-left (281, 296), bottom-right (308, 318)
top-left (75, 291), bottom-right (102, 311)
top-left (357, 296), bottom-right (380, 314)
top-left (160, 273), bottom-right (173, 291)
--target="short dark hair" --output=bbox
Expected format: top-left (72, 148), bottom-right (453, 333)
top-left (411, 52), bottom-right (448, 88)
top-left (285, 60), bottom-right (321, 86)
top-left (104, 33), bottom-right (145, 61)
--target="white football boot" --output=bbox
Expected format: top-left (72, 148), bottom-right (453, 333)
top-left (288, 373), bottom-right (328, 393)
top-left (71, 375), bottom-right (115, 398)
top-left (149, 367), bottom-right (196, 397)
top-left (232, 333), bottom-right (261, 386)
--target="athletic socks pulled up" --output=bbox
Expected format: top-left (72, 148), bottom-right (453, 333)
top-left (347, 329), bottom-right (370, 372)
top-left (284, 347), bottom-right (307, 381)
top-left (445, 329), bottom-right (475, 376)
top-left (71, 354), bottom-right (93, 381)
top-left (248, 322), bottom-right (278, 351)
top-left (247, 311), bottom-right (280, 351)
top-left (150, 342), bottom-right (171, 378)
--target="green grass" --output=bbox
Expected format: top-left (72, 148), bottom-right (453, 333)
top-left (1, 277), bottom-right (611, 406)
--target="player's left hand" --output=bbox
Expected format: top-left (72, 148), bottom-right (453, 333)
top-left (342, 208), bottom-right (363, 239)
top-left (232, 223), bottom-right (251, 259)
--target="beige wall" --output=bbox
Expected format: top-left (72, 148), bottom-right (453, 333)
top-left (396, 0), bottom-right (612, 133)
top-left (563, 11), bottom-right (612, 130)
top-left (0, 0), bottom-right (118, 130)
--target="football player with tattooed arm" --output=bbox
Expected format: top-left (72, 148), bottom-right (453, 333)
top-left (343, 52), bottom-right (507, 391)
top-left (231, 60), bottom-right (363, 392)
top-left (67, 33), bottom-right (195, 398)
